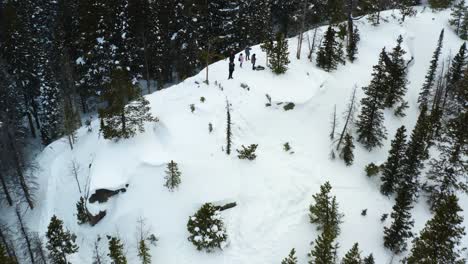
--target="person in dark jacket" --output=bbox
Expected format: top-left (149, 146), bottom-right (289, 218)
top-left (229, 51), bottom-right (235, 63)
top-left (245, 47), bottom-right (251, 60)
top-left (251, 54), bottom-right (256, 70)
top-left (228, 62), bottom-right (235, 79)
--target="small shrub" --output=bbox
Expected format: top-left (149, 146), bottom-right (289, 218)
top-left (361, 209), bottom-right (367, 216)
top-left (283, 142), bottom-right (291, 152)
top-left (237, 144), bottom-right (258, 160)
top-left (187, 203), bottom-right (227, 252)
top-left (283, 102), bottom-right (295, 111)
top-left (200, 97), bottom-right (206, 103)
top-left (365, 163), bottom-right (380, 177)
top-left (265, 94), bottom-right (272, 107)
top-left (240, 83), bottom-right (250, 90)
top-left (208, 123), bottom-right (213, 133)
top-left (380, 213), bottom-right (388, 222)
top-left (190, 104), bottom-right (195, 113)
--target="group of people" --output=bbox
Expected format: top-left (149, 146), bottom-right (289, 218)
top-left (228, 47), bottom-right (257, 80)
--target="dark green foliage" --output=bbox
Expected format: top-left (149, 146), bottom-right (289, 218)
top-left (347, 26), bottom-right (360, 62)
top-left (380, 213), bottom-right (388, 222)
top-left (200, 97), bottom-right (205, 103)
top-left (406, 194), bottom-right (465, 264)
top-left (164, 160), bottom-right (181, 191)
top-left (107, 235), bottom-right (127, 264)
top-left (284, 102), bottom-right (295, 111)
top-left (208, 123), bottom-right (213, 133)
top-left (187, 203), bottom-right (227, 252)
top-left (317, 26), bottom-right (345, 72)
top-left (309, 182), bottom-right (343, 239)
top-left (342, 243), bottom-right (362, 264)
top-left (308, 229), bottom-right (338, 264)
top-left (99, 69), bottom-right (157, 140)
top-left (449, 1), bottom-right (467, 38)
top-left (327, 0), bottom-right (346, 24)
top-left (380, 126), bottom-right (407, 196)
top-left (394, 101), bottom-right (409, 117)
top-left (46, 215), bottom-right (78, 264)
top-left (383, 185), bottom-right (414, 254)
top-left (76, 196), bottom-right (90, 225)
top-left (365, 163), bottom-right (380, 177)
top-left (361, 209), bottom-right (367, 216)
top-left (138, 239), bottom-right (151, 264)
top-left (190, 104), bottom-right (195, 113)
top-left (363, 254), bottom-right (375, 264)
top-left (385, 35), bottom-right (408, 108)
top-left (340, 133), bottom-right (354, 166)
top-left (396, 0), bottom-right (416, 22)
top-left (0, 243), bottom-right (16, 264)
top-left (360, 0), bottom-right (382, 25)
top-left (284, 142), bottom-right (291, 152)
top-left (429, 0), bottom-right (455, 10)
top-left (237, 144), bottom-right (258, 160)
top-left (281, 248), bottom-right (298, 264)
top-left (418, 30), bottom-right (444, 109)
top-left (266, 33), bottom-right (290, 74)
top-left (356, 50), bottom-right (388, 150)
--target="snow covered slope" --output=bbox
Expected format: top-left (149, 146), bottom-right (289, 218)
top-left (29, 8), bottom-right (467, 263)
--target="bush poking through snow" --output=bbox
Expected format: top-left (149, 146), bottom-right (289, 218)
top-left (187, 203), bottom-right (227, 252)
top-left (281, 248), bottom-right (298, 264)
top-left (283, 142), bottom-right (291, 152)
top-left (208, 123), bottom-right (213, 133)
top-left (265, 94), bottom-right (272, 107)
top-left (361, 209), bottom-right (367, 216)
top-left (240, 83), bottom-right (250, 90)
top-left (237, 144), bottom-right (258, 160)
top-left (283, 102), bottom-right (295, 111)
top-left (190, 104), bottom-right (195, 113)
top-left (164, 160), bottom-right (181, 191)
top-left (76, 196), bottom-right (90, 225)
top-left (365, 163), bottom-right (380, 177)
top-left (200, 97), bottom-right (205, 103)
top-left (107, 235), bottom-right (127, 264)
top-left (381, 214), bottom-right (388, 222)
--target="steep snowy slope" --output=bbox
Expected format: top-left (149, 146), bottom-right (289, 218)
top-left (28, 8), bottom-right (466, 263)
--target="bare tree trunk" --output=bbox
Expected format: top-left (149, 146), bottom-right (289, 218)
top-left (296, 0), bottom-right (308, 60)
top-left (16, 208), bottom-right (35, 264)
top-left (347, 0), bottom-right (354, 49)
top-left (0, 170), bottom-right (13, 206)
top-left (330, 105), bottom-right (337, 140)
top-left (308, 28), bottom-right (319, 62)
top-left (336, 87), bottom-right (357, 150)
top-left (7, 131), bottom-right (34, 209)
top-left (23, 94), bottom-right (37, 138)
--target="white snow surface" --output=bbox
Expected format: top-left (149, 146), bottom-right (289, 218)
top-left (22, 8), bottom-right (468, 264)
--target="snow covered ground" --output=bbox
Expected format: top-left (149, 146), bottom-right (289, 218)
top-left (20, 7), bottom-right (467, 263)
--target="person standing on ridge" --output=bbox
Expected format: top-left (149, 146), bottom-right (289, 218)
top-left (229, 51), bottom-right (235, 63)
top-left (245, 47), bottom-right (251, 60)
top-left (239, 53), bottom-right (244, 68)
top-left (251, 54), bottom-right (256, 70)
top-left (228, 62), bottom-right (235, 79)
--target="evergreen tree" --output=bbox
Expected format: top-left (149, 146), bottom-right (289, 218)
top-left (308, 228), bottom-right (338, 264)
top-left (281, 248), bottom-right (298, 264)
top-left (356, 50), bottom-right (388, 150)
top-left (447, 43), bottom-right (467, 95)
top-left (164, 160), bottom-right (181, 191)
top-left (0, 243), bottom-right (16, 264)
top-left (380, 126), bottom-right (407, 196)
top-left (347, 26), bottom-right (360, 63)
top-left (341, 243), bottom-right (362, 264)
top-left (107, 235), bottom-right (127, 264)
top-left (383, 185), bottom-right (414, 255)
top-left (418, 29), bottom-right (444, 109)
top-left (99, 69), bottom-right (157, 140)
top-left (399, 105), bottom-right (430, 197)
top-left (317, 26), bottom-right (345, 72)
top-left (459, 10), bottom-right (468, 39)
top-left (363, 254), bottom-right (375, 264)
top-left (396, 0), bottom-right (416, 22)
top-left (450, 0), bottom-right (467, 36)
top-left (46, 215), bottom-right (78, 264)
top-left (406, 194), bottom-right (465, 264)
top-left (240, 0), bottom-right (272, 47)
top-left (360, 0), bottom-right (382, 25)
top-left (385, 35), bottom-right (408, 108)
top-left (137, 238), bottom-right (151, 264)
top-left (309, 182), bottom-right (343, 239)
top-left (76, 196), bottom-right (90, 225)
top-left (327, 0), bottom-right (346, 24)
top-left (429, 0), bottom-right (455, 10)
top-left (187, 203), bottom-right (228, 252)
top-left (267, 33), bottom-right (290, 74)
top-left (340, 133), bottom-right (355, 166)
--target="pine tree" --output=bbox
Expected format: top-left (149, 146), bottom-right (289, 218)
top-left (356, 50), bottom-right (388, 150)
top-left (341, 243), bottom-right (362, 264)
top-left (363, 254), bottom-right (375, 264)
top-left (396, 0), bottom-right (416, 22)
top-left (459, 10), bottom-right (468, 39)
top-left (429, 0), bottom-right (455, 10)
top-left (327, 0), bottom-right (346, 24)
top-left (383, 184), bottom-right (414, 254)
top-left (347, 26), bottom-right (360, 62)
top-left (317, 26), bottom-right (345, 72)
top-left (447, 43), bottom-right (467, 93)
top-left (406, 194), bottom-right (465, 264)
top-left (360, 0), bottom-right (382, 25)
top-left (340, 133), bottom-right (355, 166)
top-left (107, 235), bottom-right (127, 264)
top-left (308, 229), bottom-right (338, 264)
top-left (450, 0), bottom-right (467, 35)
top-left (46, 215), bottom-right (79, 264)
top-left (76, 196), bottom-right (90, 225)
top-left (267, 33), bottom-right (290, 74)
top-left (281, 248), bottom-right (298, 264)
top-left (418, 29), bottom-right (444, 109)
top-left (187, 203), bottom-right (228, 251)
top-left (380, 126), bottom-right (407, 196)
top-left (137, 239), bottom-right (151, 264)
top-left (164, 160), bottom-right (181, 191)
top-left (385, 35), bottom-right (408, 108)
top-left (309, 182), bottom-right (343, 239)
top-left (0, 243), bottom-right (16, 264)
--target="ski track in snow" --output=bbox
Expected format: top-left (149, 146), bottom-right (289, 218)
top-left (6, 7), bottom-right (467, 264)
